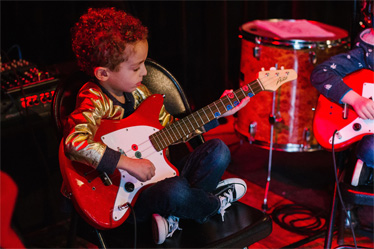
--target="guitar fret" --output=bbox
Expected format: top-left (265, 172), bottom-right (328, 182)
top-left (179, 119), bottom-right (188, 137)
top-left (254, 80), bottom-right (263, 93)
top-left (224, 96), bottom-right (232, 110)
top-left (221, 99), bottom-right (228, 111)
top-left (225, 95), bottom-right (233, 106)
top-left (173, 122), bottom-right (183, 138)
top-left (186, 116), bottom-right (195, 131)
top-left (240, 88), bottom-right (246, 97)
top-left (221, 98), bottom-right (228, 113)
top-left (149, 136), bottom-right (158, 151)
top-left (195, 110), bottom-right (204, 124)
top-left (222, 96), bottom-right (232, 114)
top-left (154, 133), bottom-right (164, 151)
top-left (163, 128), bottom-right (173, 145)
top-left (201, 108), bottom-right (210, 121)
top-left (235, 89), bottom-right (244, 101)
top-left (250, 83), bottom-right (261, 94)
top-left (219, 99), bottom-right (224, 111)
top-left (209, 103), bottom-right (218, 118)
top-left (256, 78), bottom-right (265, 91)
top-left (191, 114), bottom-right (202, 130)
top-left (213, 102), bottom-right (220, 116)
top-left (191, 113), bottom-right (200, 128)
top-left (233, 92), bottom-right (240, 105)
top-left (219, 99), bottom-right (228, 114)
top-left (159, 132), bottom-right (168, 149)
top-left (157, 130), bottom-right (166, 147)
top-left (168, 124), bottom-right (178, 142)
top-left (247, 83), bottom-right (255, 95)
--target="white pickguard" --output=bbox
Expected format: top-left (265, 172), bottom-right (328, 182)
top-left (101, 125), bottom-right (177, 221)
top-left (329, 83), bottom-right (374, 145)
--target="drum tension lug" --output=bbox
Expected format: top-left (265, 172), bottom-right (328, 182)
top-left (249, 121), bottom-right (257, 142)
top-left (309, 51), bottom-right (317, 65)
top-left (268, 114), bottom-right (282, 124)
top-left (303, 128), bottom-right (311, 142)
top-left (253, 46), bottom-right (261, 60)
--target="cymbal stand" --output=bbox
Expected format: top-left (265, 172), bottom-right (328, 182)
top-left (262, 66), bottom-right (277, 212)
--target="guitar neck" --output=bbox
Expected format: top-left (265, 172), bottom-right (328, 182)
top-left (150, 78), bottom-right (264, 151)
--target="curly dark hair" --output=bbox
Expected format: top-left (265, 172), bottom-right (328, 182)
top-left (71, 8), bottom-right (148, 76)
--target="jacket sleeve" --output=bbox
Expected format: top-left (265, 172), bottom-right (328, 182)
top-left (63, 82), bottom-right (124, 174)
top-left (310, 46), bottom-right (367, 104)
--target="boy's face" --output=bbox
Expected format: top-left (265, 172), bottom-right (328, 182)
top-left (103, 39), bottom-right (149, 96)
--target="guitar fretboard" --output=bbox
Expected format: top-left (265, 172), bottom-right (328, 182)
top-left (149, 78), bottom-right (264, 151)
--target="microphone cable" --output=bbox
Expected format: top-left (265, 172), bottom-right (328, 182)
top-left (126, 203), bottom-right (137, 249)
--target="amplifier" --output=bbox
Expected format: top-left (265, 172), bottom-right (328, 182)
top-left (1, 78), bottom-right (59, 130)
top-left (1, 59), bottom-right (59, 132)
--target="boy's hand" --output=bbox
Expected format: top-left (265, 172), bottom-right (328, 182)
top-left (117, 156), bottom-right (156, 182)
top-left (219, 90), bottom-right (250, 118)
top-left (342, 90), bottom-right (374, 120)
top-left (352, 96), bottom-right (374, 120)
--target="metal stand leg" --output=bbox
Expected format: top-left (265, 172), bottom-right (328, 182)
top-left (324, 179), bottom-right (339, 249)
top-left (262, 90), bottom-right (276, 212)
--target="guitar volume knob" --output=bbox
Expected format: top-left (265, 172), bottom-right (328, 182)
top-left (124, 182), bottom-right (135, 192)
top-left (353, 123), bottom-right (361, 131)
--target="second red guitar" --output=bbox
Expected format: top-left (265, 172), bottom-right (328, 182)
top-left (313, 69), bottom-right (374, 151)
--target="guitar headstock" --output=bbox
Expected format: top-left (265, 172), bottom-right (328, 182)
top-left (258, 68), bottom-right (297, 91)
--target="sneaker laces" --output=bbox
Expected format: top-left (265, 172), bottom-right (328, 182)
top-left (218, 189), bottom-right (234, 222)
top-left (166, 216), bottom-right (182, 238)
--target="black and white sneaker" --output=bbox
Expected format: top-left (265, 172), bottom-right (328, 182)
top-left (152, 214), bottom-right (181, 244)
top-left (215, 178), bottom-right (247, 221)
top-left (351, 159), bottom-right (374, 186)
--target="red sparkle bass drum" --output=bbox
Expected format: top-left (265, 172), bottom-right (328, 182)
top-left (235, 19), bottom-right (350, 152)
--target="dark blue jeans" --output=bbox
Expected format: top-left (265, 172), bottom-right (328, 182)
top-left (356, 134), bottom-right (374, 168)
top-left (131, 138), bottom-right (231, 224)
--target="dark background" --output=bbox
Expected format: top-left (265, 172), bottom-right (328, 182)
top-left (0, 0), bottom-right (365, 243)
top-left (2, 0), bottom-right (359, 109)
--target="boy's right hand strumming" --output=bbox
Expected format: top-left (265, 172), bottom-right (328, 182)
top-left (342, 90), bottom-right (374, 120)
top-left (117, 155), bottom-right (156, 182)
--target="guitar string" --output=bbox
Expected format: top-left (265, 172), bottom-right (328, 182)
top-left (93, 71), bottom-right (294, 189)
top-left (120, 71), bottom-right (293, 156)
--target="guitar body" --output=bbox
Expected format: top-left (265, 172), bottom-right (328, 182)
top-left (59, 94), bottom-right (178, 230)
top-left (313, 69), bottom-right (374, 151)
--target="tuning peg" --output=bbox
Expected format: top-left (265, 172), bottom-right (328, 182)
top-left (261, 67), bottom-right (265, 71)
top-left (270, 67), bottom-right (276, 71)
top-left (281, 66), bottom-right (284, 70)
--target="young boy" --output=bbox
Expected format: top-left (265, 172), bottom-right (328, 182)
top-left (310, 26), bottom-right (374, 186)
top-left (65, 7), bottom-right (250, 244)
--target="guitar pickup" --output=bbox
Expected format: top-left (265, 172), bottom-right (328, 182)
top-left (342, 103), bottom-right (348, 119)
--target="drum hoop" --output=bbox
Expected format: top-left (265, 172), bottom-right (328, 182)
top-left (251, 140), bottom-right (322, 152)
top-left (239, 20), bottom-right (350, 50)
top-left (240, 29), bottom-right (350, 50)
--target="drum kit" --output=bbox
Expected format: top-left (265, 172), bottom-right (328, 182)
top-left (235, 19), bottom-right (350, 152)
top-left (234, 19), bottom-right (350, 211)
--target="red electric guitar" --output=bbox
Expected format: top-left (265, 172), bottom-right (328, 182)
top-left (313, 69), bottom-right (374, 151)
top-left (59, 68), bottom-right (297, 230)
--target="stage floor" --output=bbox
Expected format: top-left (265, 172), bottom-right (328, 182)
top-left (14, 116), bottom-right (374, 248)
